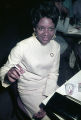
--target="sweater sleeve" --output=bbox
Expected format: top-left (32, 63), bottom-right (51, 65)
top-left (0, 42), bottom-right (23, 87)
top-left (43, 44), bottom-right (60, 96)
top-left (56, 17), bottom-right (69, 33)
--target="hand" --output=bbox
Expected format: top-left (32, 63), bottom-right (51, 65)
top-left (33, 108), bottom-right (46, 119)
top-left (7, 64), bottom-right (25, 83)
top-left (7, 67), bottom-right (20, 83)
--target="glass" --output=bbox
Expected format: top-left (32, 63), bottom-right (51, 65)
top-left (78, 83), bottom-right (81, 92)
top-left (65, 83), bottom-right (74, 95)
top-left (74, 16), bottom-right (81, 29)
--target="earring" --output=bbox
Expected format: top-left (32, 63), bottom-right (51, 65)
top-left (32, 32), bottom-right (35, 37)
top-left (32, 32), bottom-right (37, 38)
top-left (52, 34), bottom-right (56, 40)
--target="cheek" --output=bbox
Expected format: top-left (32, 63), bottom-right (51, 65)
top-left (36, 31), bottom-right (43, 38)
top-left (36, 30), bottom-right (55, 40)
top-left (49, 31), bottom-right (55, 37)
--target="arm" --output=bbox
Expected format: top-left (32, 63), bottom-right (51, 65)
top-left (0, 42), bottom-right (23, 87)
top-left (73, 2), bottom-right (78, 16)
top-left (56, 16), bottom-right (70, 33)
top-left (63, 17), bottom-right (70, 32)
top-left (43, 44), bottom-right (60, 96)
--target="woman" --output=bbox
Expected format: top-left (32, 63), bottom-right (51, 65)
top-left (0, 1), bottom-right (60, 120)
top-left (54, 0), bottom-right (76, 86)
top-left (73, 0), bottom-right (81, 24)
top-left (53, 0), bottom-right (69, 55)
top-left (54, 0), bottom-right (69, 33)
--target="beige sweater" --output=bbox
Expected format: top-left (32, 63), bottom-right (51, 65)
top-left (0, 35), bottom-right (60, 118)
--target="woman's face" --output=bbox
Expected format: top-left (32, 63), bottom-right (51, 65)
top-left (34, 17), bottom-right (55, 45)
top-left (55, 2), bottom-right (62, 11)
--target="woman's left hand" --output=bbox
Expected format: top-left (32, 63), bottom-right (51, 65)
top-left (33, 108), bottom-right (46, 119)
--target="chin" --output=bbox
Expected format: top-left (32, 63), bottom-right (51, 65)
top-left (38, 38), bottom-right (50, 45)
top-left (41, 41), bottom-right (49, 45)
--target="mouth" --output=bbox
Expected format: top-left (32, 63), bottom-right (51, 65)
top-left (43, 37), bottom-right (49, 41)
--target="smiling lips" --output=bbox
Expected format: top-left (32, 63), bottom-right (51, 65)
top-left (42, 36), bottom-right (49, 41)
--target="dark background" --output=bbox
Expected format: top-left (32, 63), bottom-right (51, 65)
top-left (0, 1), bottom-right (39, 119)
top-left (0, 0), bottom-right (39, 67)
top-left (0, 0), bottom-right (76, 67)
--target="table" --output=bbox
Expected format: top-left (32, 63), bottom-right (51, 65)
top-left (42, 71), bottom-right (81, 120)
top-left (56, 30), bottom-right (81, 44)
top-left (42, 70), bottom-right (81, 106)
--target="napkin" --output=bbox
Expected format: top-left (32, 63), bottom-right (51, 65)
top-left (68, 25), bottom-right (78, 33)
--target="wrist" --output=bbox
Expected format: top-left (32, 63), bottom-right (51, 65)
top-left (4, 74), bottom-right (13, 84)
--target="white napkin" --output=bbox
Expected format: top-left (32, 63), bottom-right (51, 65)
top-left (68, 25), bottom-right (78, 33)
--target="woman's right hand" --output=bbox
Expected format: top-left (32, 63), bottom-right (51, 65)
top-left (7, 67), bottom-right (20, 83)
top-left (7, 64), bottom-right (25, 83)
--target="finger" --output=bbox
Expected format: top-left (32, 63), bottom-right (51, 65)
top-left (8, 72), bottom-right (17, 80)
top-left (11, 70), bottom-right (20, 79)
top-left (14, 68), bottom-right (21, 76)
top-left (8, 69), bottom-right (20, 79)
top-left (8, 76), bottom-right (16, 83)
top-left (16, 64), bottom-right (25, 74)
top-left (34, 111), bottom-right (46, 118)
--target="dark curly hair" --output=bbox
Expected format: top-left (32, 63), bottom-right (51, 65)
top-left (31, 0), bottom-right (59, 28)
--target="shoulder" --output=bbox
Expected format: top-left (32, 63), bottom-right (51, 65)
top-left (52, 40), bottom-right (60, 50)
top-left (13, 36), bottom-right (35, 50)
top-left (10, 36), bottom-right (34, 53)
top-left (17, 36), bottom-right (34, 46)
top-left (51, 40), bottom-right (60, 56)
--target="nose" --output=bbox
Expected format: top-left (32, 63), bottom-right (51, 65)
top-left (44, 29), bottom-right (49, 35)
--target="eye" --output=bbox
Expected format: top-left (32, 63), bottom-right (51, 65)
top-left (37, 27), bottom-right (44, 31)
top-left (49, 28), bottom-right (55, 31)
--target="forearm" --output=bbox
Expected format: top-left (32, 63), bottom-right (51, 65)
top-left (43, 44), bottom-right (60, 96)
top-left (63, 17), bottom-right (70, 32)
top-left (43, 73), bottom-right (59, 96)
top-left (0, 64), bottom-right (12, 87)
top-left (56, 17), bottom-right (69, 33)
top-left (0, 43), bottom-right (22, 87)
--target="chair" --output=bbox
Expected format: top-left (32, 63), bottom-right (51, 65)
top-left (10, 82), bottom-right (31, 120)
top-left (74, 42), bottom-right (81, 70)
